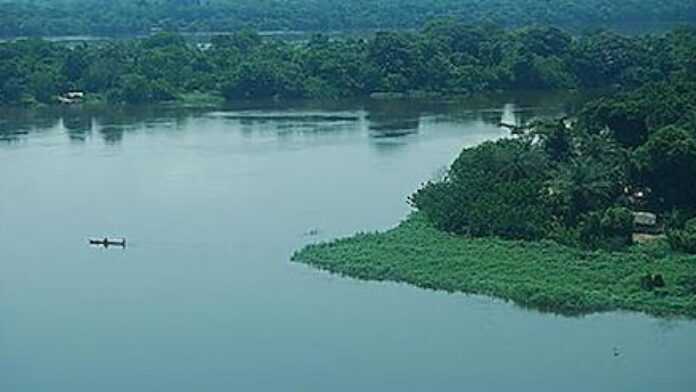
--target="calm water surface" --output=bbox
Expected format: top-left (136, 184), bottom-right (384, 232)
top-left (1, 94), bottom-right (695, 391)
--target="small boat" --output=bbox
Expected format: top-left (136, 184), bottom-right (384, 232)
top-left (88, 237), bottom-right (127, 247)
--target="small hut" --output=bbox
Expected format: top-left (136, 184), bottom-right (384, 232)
top-left (58, 91), bottom-right (85, 104)
top-left (633, 211), bottom-right (660, 234)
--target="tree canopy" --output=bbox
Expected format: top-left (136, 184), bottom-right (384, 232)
top-left (2, 24), bottom-right (696, 105)
top-left (1, 0), bottom-right (695, 37)
top-left (410, 77), bottom-right (696, 251)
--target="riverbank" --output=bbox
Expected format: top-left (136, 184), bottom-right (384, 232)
top-left (292, 213), bottom-right (696, 318)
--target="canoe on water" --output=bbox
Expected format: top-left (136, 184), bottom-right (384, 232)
top-left (88, 238), bottom-right (126, 247)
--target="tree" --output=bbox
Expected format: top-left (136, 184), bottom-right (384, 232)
top-left (29, 67), bottom-right (61, 103)
top-left (636, 125), bottom-right (696, 210)
top-left (579, 207), bottom-right (634, 250)
top-left (61, 48), bottom-right (88, 82)
top-left (368, 32), bottom-right (421, 91)
top-left (516, 27), bottom-right (572, 58)
top-left (579, 96), bottom-right (649, 147)
top-left (119, 73), bottom-right (152, 104)
top-left (667, 217), bottom-right (696, 254)
top-left (546, 158), bottom-right (624, 225)
top-left (221, 59), bottom-right (305, 99)
top-left (533, 120), bottom-right (575, 162)
top-left (410, 138), bottom-right (552, 239)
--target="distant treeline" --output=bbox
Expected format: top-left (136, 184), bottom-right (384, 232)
top-left (1, 22), bottom-right (696, 105)
top-left (1, 0), bottom-right (695, 37)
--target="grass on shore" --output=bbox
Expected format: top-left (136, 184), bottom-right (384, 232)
top-left (292, 213), bottom-right (696, 318)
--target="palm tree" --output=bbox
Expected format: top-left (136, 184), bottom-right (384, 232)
top-left (547, 158), bottom-right (620, 223)
top-left (495, 139), bottom-right (549, 182)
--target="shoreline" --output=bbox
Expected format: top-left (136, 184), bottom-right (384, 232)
top-left (292, 214), bottom-right (696, 319)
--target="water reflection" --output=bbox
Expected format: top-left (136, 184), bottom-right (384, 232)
top-left (499, 103), bottom-right (519, 127)
top-left (61, 114), bottom-right (93, 142)
top-left (0, 90), bottom-right (596, 147)
top-left (99, 126), bottom-right (125, 145)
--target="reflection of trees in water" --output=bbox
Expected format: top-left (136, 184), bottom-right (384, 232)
top-left (1, 105), bottom-right (202, 145)
top-left (0, 92), bottom-right (592, 145)
top-left (94, 108), bottom-right (189, 130)
top-left (99, 126), bottom-right (125, 144)
top-left (365, 100), bottom-right (422, 138)
top-left (62, 114), bottom-right (93, 142)
top-left (0, 121), bottom-right (30, 144)
top-left (0, 132), bottom-right (27, 144)
top-left (369, 138), bottom-right (410, 154)
top-left (220, 114), bottom-right (359, 122)
top-left (0, 109), bottom-right (59, 132)
top-left (0, 109), bottom-right (58, 144)
top-left (368, 117), bottom-right (420, 138)
top-left (228, 112), bottom-right (362, 138)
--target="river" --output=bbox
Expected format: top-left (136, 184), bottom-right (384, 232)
top-left (1, 93), bottom-right (695, 391)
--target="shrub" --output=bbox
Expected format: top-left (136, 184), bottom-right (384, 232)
top-left (667, 217), bottom-right (696, 254)
top-left (635, 125), bottom-right (696, 210)
top-left (600, 207), bottom-right (635, 243)
top-left (410, 138), bottom-right (552, 240)
top-left (579, 207), bottom-right (634, 250)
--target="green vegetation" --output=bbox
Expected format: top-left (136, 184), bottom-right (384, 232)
top-left (408, 80), bottom-right (696, 249)
top-left (2, 24), bottom-right (696, 106)
top-left (669, 218), bottom-right (696, 255)
top-left (294, 71), bottom-right (696, 318)
top-left (1, 0), bottom-right (694, 37)
top-left (293, 214), bottom-right (696, 317)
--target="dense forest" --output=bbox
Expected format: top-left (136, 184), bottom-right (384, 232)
top-left (2, 22), bottom-right (696, 106)
top-left (1, 0), bottom-right (695, 37)
top-left (410, 78), bottom-right (696, 252)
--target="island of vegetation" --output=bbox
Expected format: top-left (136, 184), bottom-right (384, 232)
top-left (293, 78), bottom-right (696, 318)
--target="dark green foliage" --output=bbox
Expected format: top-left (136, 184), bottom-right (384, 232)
top-left (667, 230), bottom-right (696, 254)
top-left (601, 207), bottom-right (635, 242)
top-left (640, 273), bottom-right (667, 291)
top-left (534, 120), bottom-right (575, 162)
top-left (29, 67), bottom-right (61, 103)
top-left (462, 178), bottom-right (552, 240)
top-left (635, 125), bottom-right (696, 210)
top-left (119, 74), bottom-right (153, 104)
top-left (569, 31), bottom-right (650, 89)
top-left (547, 157), bottom-right (627, 225)
top-left (61, 48), bottom-right (88, 82)
top-left (221, 59), bottom-right (305, 100)
top-left (411, 121), bottom-right (632, 247)
top-left (2, 0), bottom-right (695, 38)
top-left (579, 97), bottom-right (650, 147)
top-left (668, 218), bottom-right (696, 254)
top-left (408, 75), bottom-right (696, 252)
top-left (579, 207), bottom-right (634, 250)
top-left (410, 138), bottom-right (552, 240)
top-left (3, 23), bottom-right (696, 105)
top-left (578, 81), bottom-right (696, 147)
top-left (0, 73), bottom-right (24, 104)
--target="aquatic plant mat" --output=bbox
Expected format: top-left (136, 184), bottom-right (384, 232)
top-left (293, 214), bottom-right (696, 318)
